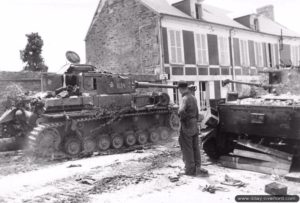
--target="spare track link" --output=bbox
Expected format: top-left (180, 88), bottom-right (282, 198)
top-left (27, 109), bottom-right (175, 159)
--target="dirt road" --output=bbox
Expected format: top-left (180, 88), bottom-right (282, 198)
top-left (0, 137), bottom-right (299, 203)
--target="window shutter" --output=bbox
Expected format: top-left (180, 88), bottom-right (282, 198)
top-left (175, 31), bottom-right (183, 63)
top-left (162, 28), bottom-right (169, 64)
top-left (201, 34), bottom-right (208, 64)
top-left (207, 34), bottom-right (219, 65)
top-left (248, 40), bottom-right (255, 67)
top-left (183, 30), bottom-right (196, 64)
top-left (233, 38), bottom-right (240, 66)
top-left (169, 31), bottom-right (176, 63)
top-left (274, 44), bottom-right (279, 66)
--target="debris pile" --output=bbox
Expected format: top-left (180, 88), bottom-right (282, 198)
top-left (137, 150), bottom-right (181, 170)
top-left (231, 94), bottom-right (300, 106)
top-left (89, 175), bottom-right (153, 194)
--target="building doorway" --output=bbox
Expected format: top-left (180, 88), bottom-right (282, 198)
top-left (199, 81), bottom-right (209, 110)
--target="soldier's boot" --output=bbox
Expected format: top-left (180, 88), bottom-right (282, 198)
top-left (196, 166), bottom-right (209, 177)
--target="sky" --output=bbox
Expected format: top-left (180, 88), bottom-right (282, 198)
top-left (0, 0), bottom-right (300, 72)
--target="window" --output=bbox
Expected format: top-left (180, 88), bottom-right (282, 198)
top-left (254, 42), bottom-right (263, 67)
top-left (195, 4), bottom-right (202, 19)
top-left (240, 40), bottom-right (250, 67)
top-left (168, 30), bottom-right (184, 64)
top-left (218, 36), bottom-right (230, 66)
top-left (195, 33), bottom-right (208, 65)
top-left (254, 18), bottom-right (259, 31)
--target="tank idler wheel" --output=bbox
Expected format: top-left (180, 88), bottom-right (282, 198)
top-left (159, 127), bottom-right (170, 140)
top-left (136, 131), bottom-right (148, 145)
top-left (149, 129), bottom-right (159, 143)
top-left (112, 134), bottom-right (124, 149)
top-left (169, 113), bottom-right (181, 131)
top-left (125, 131), bottom-right (136, 146)
top-left (98, 134), bottom-right (111, 151)
top-left (64, 137), bottom-right (82, 156)
top-left (83, 138), bottom-right (97, 153)
top-left (34, 128), bottom-right (61, 156)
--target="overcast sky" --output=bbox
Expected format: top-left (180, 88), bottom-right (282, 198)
top-left (0, 0), bottom-right (299, 72)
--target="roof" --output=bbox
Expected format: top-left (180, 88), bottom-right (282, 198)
top-left (201, 4), bottom-right (249, 29)
top-left (86, 0), bottom-right (300, 39)
top-left (256, 15), bottom-right (300, 37)
top-left (85, 0), bottom-right (250, 40)
top-left (141, 0), bottom-right (249, 29)
top-left (140, 0), bottom-right (191, 19)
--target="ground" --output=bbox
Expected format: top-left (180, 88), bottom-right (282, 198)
top-left (0, 137), bottom-right (299, 203)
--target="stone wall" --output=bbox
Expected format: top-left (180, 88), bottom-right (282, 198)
top-left (0, 71), bottom-right (42, 114)
top-left (85, 0), bottom-right (161, 74)
top-left (0, 71), bottom-right (42, 93)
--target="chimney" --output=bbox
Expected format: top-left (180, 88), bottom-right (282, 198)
top-left (256, 5), bottom-right (274, 21)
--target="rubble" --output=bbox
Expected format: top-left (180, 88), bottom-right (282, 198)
top-left (201, 185), bottom-right (229, 193)
top-left (67, 164), bottom-right (82, 168)
top-left (221, 175), bottom-right (247, 188)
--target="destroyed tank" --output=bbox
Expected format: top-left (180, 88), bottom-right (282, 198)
top-left (203, 70), bottom-right (300, 160)
top-left (0, 53), bottom-right (180, 158)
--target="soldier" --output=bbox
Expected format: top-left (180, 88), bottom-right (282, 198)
top-left (177, 81), bottom-right (208, 176)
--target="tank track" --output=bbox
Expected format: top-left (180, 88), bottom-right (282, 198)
top-left (26, 109), bottom-right (179, 159)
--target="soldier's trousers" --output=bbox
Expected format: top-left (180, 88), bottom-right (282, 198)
top-left (179, 132), bottom-right (201, 174)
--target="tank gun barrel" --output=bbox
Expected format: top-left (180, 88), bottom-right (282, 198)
top-left (222, 79), bottom-right (275, 90)
top-left (134, 82), bottom-right (177, 89)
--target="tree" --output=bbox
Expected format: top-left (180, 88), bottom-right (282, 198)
top-left (20, 33), bottom-right (48, 72)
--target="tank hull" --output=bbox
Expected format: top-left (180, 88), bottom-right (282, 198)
top-left (203, 102), bottom-right (300, 159)
top-left (218, 103), bottom-right (300, 141)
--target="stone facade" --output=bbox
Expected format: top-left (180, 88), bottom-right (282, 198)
top-left (85, 0), bottom-right (161, 74)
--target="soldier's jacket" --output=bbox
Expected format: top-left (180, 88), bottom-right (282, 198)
top-left (178, 92), bottom-right (199, 136)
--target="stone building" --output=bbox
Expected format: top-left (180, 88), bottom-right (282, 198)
top-left (85, 0), bottom-right (300, 111)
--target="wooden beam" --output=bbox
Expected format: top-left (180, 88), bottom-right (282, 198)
top-left (232, 149), bottom-right (291, 165)
top-left (220, 156), bottom-right (291, 171)
top-left (220, 159), bottom-right (289, 176)
top-left (235, 140), bottom-right (293, 161)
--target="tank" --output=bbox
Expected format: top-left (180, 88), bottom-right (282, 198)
top-left (0, 53), bottom-right (181, 158)
top-left (203, 70), bottom-right (300, 160)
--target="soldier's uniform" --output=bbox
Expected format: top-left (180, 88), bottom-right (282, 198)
top-left (178, 83), bottom-right (201, 175)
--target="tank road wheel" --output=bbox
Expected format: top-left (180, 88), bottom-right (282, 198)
top-left (149, 129), bottom-right (159, 143)
top-left (98, 134), bottom-right (111, 151)
top-left (112, 134), bottom-right (124, 149)
top-left (136, 131), bottom-right (148, 145)
top-left (125, 131), bottom-right (136, 146)
top-left (34, 128), bottom-right (61, 157)
top-left (64, 137), bottom-right (82, 156)
top-left (159, 127), bottom-right (170, 140)
top-left (83, 138), bottom-right (97, 153)
top-left (169, 113), bottom-right (181, 131)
